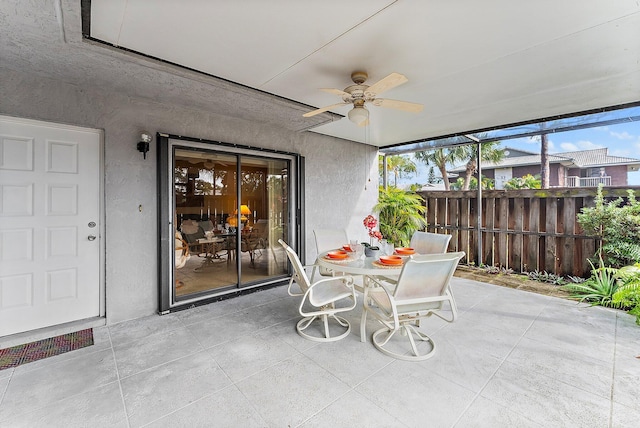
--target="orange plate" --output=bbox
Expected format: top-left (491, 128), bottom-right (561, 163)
top-left (395, 247), bottom-right (415, 255)
top-left (379, 255), bottom-right (404, 265)
top-left (342, 245), bottom-right (354, 252)
top-left (327, 250), bottom-right (348, 259)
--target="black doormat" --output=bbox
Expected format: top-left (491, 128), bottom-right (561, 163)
top-left (0, 328), bottom-right (94, 370)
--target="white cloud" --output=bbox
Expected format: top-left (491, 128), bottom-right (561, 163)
top-left (560, 142), bottom-right (579, 151)
top-left (610, 131), bottom-right (634, 140)
top-left (575, 140), bottom-right (603, 150)
top-left (594, 126), bottom-right (609, 132)
top-left (525, 136), bottom-right (540, 144)
top-left (612, 142), bottom-right (640, 158)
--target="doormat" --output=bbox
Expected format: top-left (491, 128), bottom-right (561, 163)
top-left (0, 328), bottom-right (94, 370)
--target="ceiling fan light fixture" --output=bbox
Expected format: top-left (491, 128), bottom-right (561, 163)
top-left (348, 106), bottom-right (369, 126)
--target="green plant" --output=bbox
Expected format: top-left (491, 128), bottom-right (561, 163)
top-left (577, 185), bottom-right (640, 268)
top-left (484, 265), bottom-right (514, 275)
top-left (503, 174), bottom-right (541, 190)
top-left (450, 176), bottom-right (495, 191)
top-left (561, 258), bottom-right (619, 307)
top-left (527, 270), bottom-right (565, 285)
top-left (374, 186), bottom-right (427, 247)
top-left (612, 263), bottom-right (640, 325)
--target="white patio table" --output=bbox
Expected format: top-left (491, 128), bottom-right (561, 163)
top-left (316, 249), bottom-right (405, 290)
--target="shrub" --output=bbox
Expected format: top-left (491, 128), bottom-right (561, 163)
top-left (577, 185), bottom-right (640, 268)
top-left (561, 258), bottom-right (618, 307)
top-left (527, 270), bottom-right (565, 285)
top-left (374, 186), bottom-right (427, 247)
top-left (503, 174), bottom-right (541, 190)
top-left (612, 263), bottom-right (640, 325)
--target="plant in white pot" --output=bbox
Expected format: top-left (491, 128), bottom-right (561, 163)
top-left (362, 215), bottom-right (383, 257)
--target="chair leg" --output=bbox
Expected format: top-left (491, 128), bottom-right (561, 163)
top-left (360, 308), bottom-right (368, 342)
top-left (371, 323), bottom-right (437, 361)
top-left (322, 314), bottom-right (330, 339)
top-left (296, 314), bottom-right (351, 342)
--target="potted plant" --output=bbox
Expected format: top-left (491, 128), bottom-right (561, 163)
top-left (363, 215), bottom-right (383, 257)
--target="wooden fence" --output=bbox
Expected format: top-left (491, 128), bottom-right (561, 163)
top-left (418, 187), bottom-right (639, 277)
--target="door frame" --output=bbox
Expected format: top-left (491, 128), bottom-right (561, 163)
top-left (157, 133), bottom-right (304, 313)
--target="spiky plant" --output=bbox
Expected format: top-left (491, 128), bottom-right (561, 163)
top-left (613, 263), bottom-right (640, 325)
top-left (562, 258), bottom-right (619, 307)
top-left (374, 186), bottom-right (427, 247)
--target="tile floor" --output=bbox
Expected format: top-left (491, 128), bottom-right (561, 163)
top-left (0, 277), bottom-right (638, 427)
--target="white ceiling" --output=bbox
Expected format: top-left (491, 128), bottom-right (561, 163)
top-left (89, 0), bottom-right (640, 147)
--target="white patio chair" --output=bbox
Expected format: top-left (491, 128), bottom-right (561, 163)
top-left (279, 239), bottom-right (357, 342)
top-left (312, 229), bottom-right (349, 280)
top-left (409, 231), bottom-right (452, 254)
top-left (360, 251), bottom-right (465, 361)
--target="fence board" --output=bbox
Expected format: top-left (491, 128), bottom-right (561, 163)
top-left (545, 198), bottom-right (558, 272)
top-left (512, 197), bottom-right (524, 272)
top-left (562, 198), bottom-right (576, 275)
top-left (498, 197), bottom-right (509, 268)
top-left (483, 197), bottom-right (495, 266)
top-left (460, 198), bottom-right (470, 261)
top-left (528, 198), bottom-right (540, 272)
top-left (448, 198), bottom-right (459, 253)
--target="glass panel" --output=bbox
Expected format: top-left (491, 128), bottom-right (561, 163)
top-left (173, 148), bottom-right (238, 297)
top-left (238, 157), bottom-right (289, 286)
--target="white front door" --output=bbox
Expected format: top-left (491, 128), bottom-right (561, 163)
top-left (0, 116), bottom-right (101, 337)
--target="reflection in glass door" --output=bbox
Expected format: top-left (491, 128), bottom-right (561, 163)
top-left (165, 140), bottom-right (294, 307)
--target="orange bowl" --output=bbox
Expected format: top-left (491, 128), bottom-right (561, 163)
top-left (379, 255), bottom-right (404, 265)
top-left (327, 250), bottom-right (348, 259)
top-left (395, 247), bottom-right (415, 255)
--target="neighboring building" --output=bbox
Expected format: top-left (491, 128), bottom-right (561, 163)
top-left (450, 147), bottom-right (640, 189)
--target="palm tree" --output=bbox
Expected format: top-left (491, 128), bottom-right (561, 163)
top-left (379, 155), bottom-right (417, 187)
top-left (414, 144), bottom-right (466, 190)
top-left (540, 132), bottom-right (550, 188)
top-left (460, 141), bottom-right (505, 190)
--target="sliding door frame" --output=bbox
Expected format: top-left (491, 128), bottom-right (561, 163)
top-left (157, 133), bottom-right (304, 313)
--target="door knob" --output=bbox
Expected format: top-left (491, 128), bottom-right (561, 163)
top-left (88, 235), bottom-right (97, 241)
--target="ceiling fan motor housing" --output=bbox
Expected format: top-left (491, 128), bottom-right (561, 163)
top-left (350, 71), bottom-right (368, 84)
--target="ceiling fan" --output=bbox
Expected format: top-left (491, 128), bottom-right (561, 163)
top-left (303, 71), bottom-right (423, 126)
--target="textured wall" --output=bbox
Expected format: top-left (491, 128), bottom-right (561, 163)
top-left (0, 68), bottom-right (378, 323)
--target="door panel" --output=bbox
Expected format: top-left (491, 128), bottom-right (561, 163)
top-left (0, 116), bottom-right (101, 337)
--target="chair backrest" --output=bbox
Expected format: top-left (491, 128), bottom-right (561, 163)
top-left (278, 239), bottom-right (311, 293)
top-left (199, 220), bottom-right (214, 232)
top-left (175, 232), bottom-right (189, 269)
top-left (393, 252), bottom-right (465, 302)
top-left (409, 231), bottom-right (452, 254)
top-left (314, 229), bottom-right (348, 253)
top-left (181, 220), bottom-right (204, 243)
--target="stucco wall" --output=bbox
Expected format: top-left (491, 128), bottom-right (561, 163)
top-left (0, 68), bottom-right (378, 323)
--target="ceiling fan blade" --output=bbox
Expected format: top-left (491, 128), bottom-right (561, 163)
top-left (372, 98), bottom-right (423, 113)
top-left (302, 102), bottom-right (350, 117)
top-left (366, 72), bottom-right (408, 96)
top-left (320, 88), bottom-right (350, 97)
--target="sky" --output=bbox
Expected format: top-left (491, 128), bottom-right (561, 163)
top-left (396, 120), bottom-right (640, 186)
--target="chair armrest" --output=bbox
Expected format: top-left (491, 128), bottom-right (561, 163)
top-left (298, 275), bottom-right (356, 317)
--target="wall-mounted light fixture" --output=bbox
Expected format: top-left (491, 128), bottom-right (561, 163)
top-left (137, 132), bottom-right (152, 159)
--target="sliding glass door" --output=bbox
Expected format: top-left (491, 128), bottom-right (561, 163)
top-left (158, 136), bottom-right (301, 311)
